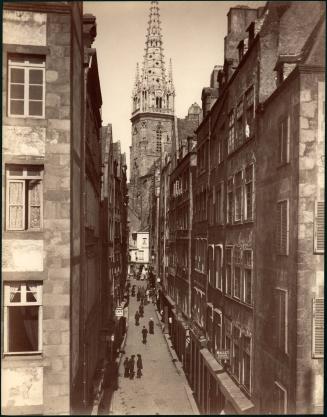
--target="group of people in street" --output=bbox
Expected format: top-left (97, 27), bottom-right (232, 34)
top-left (123, 354), bottom-right (143, 379)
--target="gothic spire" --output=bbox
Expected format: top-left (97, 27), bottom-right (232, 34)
top-left (132, 1), bottom-right (175, 115)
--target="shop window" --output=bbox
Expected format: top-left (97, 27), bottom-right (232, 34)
top-left (277, 200), bottom-right (289, 255)
top-left (278, 116), bottom-right (290, 165)
top-left (8, 55), bottom-right (45, 118)
top-left (243, 250), bottom-right (253, 305)
top-left (244, 164), bottom-right (254, 221)
top-left (273, 382), bottom-right (287, 414)
top-left (6, 165), bottom-right (43, 231)
top-left (225, 246), bottom-right (233, 296)
top-left (4, 282), bottom-right (43, 354)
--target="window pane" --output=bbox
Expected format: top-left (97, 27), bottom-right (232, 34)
top-left (29, 101), bottom-right (43, 116)
top-left (28, 56), bottom-right (45, 65)
top-left (29, 69), bottom-right (43, 84)
top-left (9, 168), bottom-right (23, 176)
top-left (29, 181), bottom-right (41, 205)
top-left (10, 68), bottom-right (24, 83)
top-left (9, 182), bottom-right (24, 204)
top-left (9, 206), bottom-right (24, 229)
top-left (10, 100), bottom-right (24, 115)
top-left (8, 306), bottom-right (39, 352)
top-left (29, 85), bottom-right (43, 100)
top-left (10, 84), bottom-right (24, 99)
top-left (26, 284), bottom-right (38, 302)
top-left (10, 284), bottom-right (21, 302)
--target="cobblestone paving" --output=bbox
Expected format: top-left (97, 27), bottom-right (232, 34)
top-left (111, 279), bottom-right (194, 415)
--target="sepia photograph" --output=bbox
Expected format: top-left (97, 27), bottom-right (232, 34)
top-left (1, 0), bottom-right (325, 415)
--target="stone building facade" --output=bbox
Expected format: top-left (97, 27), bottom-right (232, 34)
top-left (150, 1), bottom-right (325, 415)
top-left (1, 3), bottom-right (109, 414)
top-left (129, 0), bottom-right (175, 231)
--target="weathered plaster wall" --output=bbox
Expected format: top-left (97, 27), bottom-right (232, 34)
top-left (3, 126), bottom-right (46, 157)
top-left (2, 240), bottom-right (43, 271)
top-left (3, 10), bottom-right (47, 46)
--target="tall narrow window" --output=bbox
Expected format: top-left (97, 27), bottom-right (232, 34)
top-left (236, 100), bottom-right (244, 148)
top-left (233, 247), bottom-right (242, 299)
top-left (4, 282), bottom-right (43, 354)
top-left (216, 181), bottom-right (224, 225)
top-left (277, 200), bottom-right (289, 255)
top-left (215, 245), bottom-right (222, 290)
top-left (234, 171), bottom-right (243, 222)
top-left (227, 178), bottom-right (233, 224)
top-left (243, 250), bottom-right (253, 305)
top-left (156, 126), bottom-right (162, 154)
top-left (228, 109), bottom-right (235, 154)
top-left (8, 55), bottom-right (45, 118)
top-left (245, 86), bottom-right (254, 139)
top-left (244, 164), bottom-right (254, 221)
top-left (274, 289), bottom-right (288, 353)
top-left (314, 201), bottom-right (324, 253)
top-left (214, 310), bottom-right (222, 353)
top-left (6, 165), bottom-right (43, 231)
top-left (242, 335), bottom-right (251, 392)
top-left (273, 382), bottom-right (287, 414)
top-left (278, 116), bottom-right (290, 165)
top-left (208, 245), bottom-right (214, 287)
top-left (225, 246), bottom-right (233, 296)
top-left (233, 326), bottom-right (241, 381)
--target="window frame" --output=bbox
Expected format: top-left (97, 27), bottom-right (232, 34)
top-left (234, 170), bottom-right (243, 223)
top-left (242, 334), bottom-right (252, 393)
top-left (275, 288), bottom-right (288, 354)
top-left (244, 164), bottom-right (254, 222)
top-left (245, 86), bottom-right (255, 139)
top-left (233, 247), bottom-right (242, 300)
top-left (4, 282), bottom-right (43, 355)
top-left (232, 325), bottom-right (241, 381)
top-left (215, 245), bottom-right (223, 291)
top-left (314, 200), bottom-right (324, 254)
top-left (6, 165), bottom-right (44, 232)
top-left (277, 199), bottom-right (289, 256)
top-left (227, 177), bottom-right (234, 224)
top-left (225, 245), bottom-right (233, 296)
top-left (278, 116), bottom-right (290, 166)
top-left (243, 249), bottom-right (253, 305)
top-left (228, 109), bottom-right (235, 154)
top-left (8, 55), bottom-right (46, 119)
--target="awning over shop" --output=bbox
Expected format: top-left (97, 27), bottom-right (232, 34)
top-left (216, 371), bottom-right (254, 414)
top-left (200, 348), bottom-right (223, 375)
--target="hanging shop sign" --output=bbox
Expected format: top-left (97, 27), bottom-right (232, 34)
top-left (115, 307), bottom-right (124, 317)
top-left (215, 350), bottom-right (230, 360)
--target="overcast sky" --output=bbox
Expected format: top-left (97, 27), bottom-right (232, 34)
top-left (83, 0), bottom-right (265, 180)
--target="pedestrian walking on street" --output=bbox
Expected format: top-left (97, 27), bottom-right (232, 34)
top-left (136, 354), bottom-right (143, 378)
top-left (129, 355), bottom-right (135, 379)
top-left (135, 310), bottom-right (140, 326)
top-left (148, 317), bottom-right (154, 334)
top-left (142, 326), bottom-right (148, 344)
top-left (123, 357), bottom-right (130, 378)
top-left (139, 303), bottom-right (144, 318)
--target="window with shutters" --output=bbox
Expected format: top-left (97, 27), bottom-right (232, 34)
top-left (274, 289), bottom-right (288, 353)
top-left (227, 178), bottom-right (234, 224)
top-left (277, 200), bottom-right (289, 255)
top-left (233, 247), bottom-right (242, 299)
top-left (6, 165), bottom-right (43, 231)
top-left (243, 250), bottom-right (253, 305)
top-left (4, 282), bottom-right (43, 354)
top-left (228, 109), bottom-right (235, 154)
top-left (244, 164), bottom-right (254, 221)
top-left (8, 55), bottom-right (45, 118)
top-left (314, 201), bottom-right (324, 253)
top-left (312, 298), bottom-right (324, 358)
top-left (278, 116), bottom-right (290, 165)
top-left (273, 382), bottom-right (287, 414)
top-left (234, 171), bottom-right (243, 222)
top-left (215, 245), bottom-right (223, 290)
top-left (225, 246), bottom-right (233, 296)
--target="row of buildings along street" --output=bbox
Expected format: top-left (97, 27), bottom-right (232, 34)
top-left (1, 0), bottom-right (325, 415)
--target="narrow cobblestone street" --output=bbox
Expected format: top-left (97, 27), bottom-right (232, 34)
top-left (107, 279), bottom-right (195, 415)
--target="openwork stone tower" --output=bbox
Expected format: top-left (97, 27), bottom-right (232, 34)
top-left (129, 0), bottom-right (175, 230)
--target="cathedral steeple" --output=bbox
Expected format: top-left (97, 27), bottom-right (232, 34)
top-left (132, 0), bottom-right (175, 115)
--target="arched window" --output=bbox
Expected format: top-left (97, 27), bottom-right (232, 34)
top-left (156, 125), bottom-right (162, 154)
